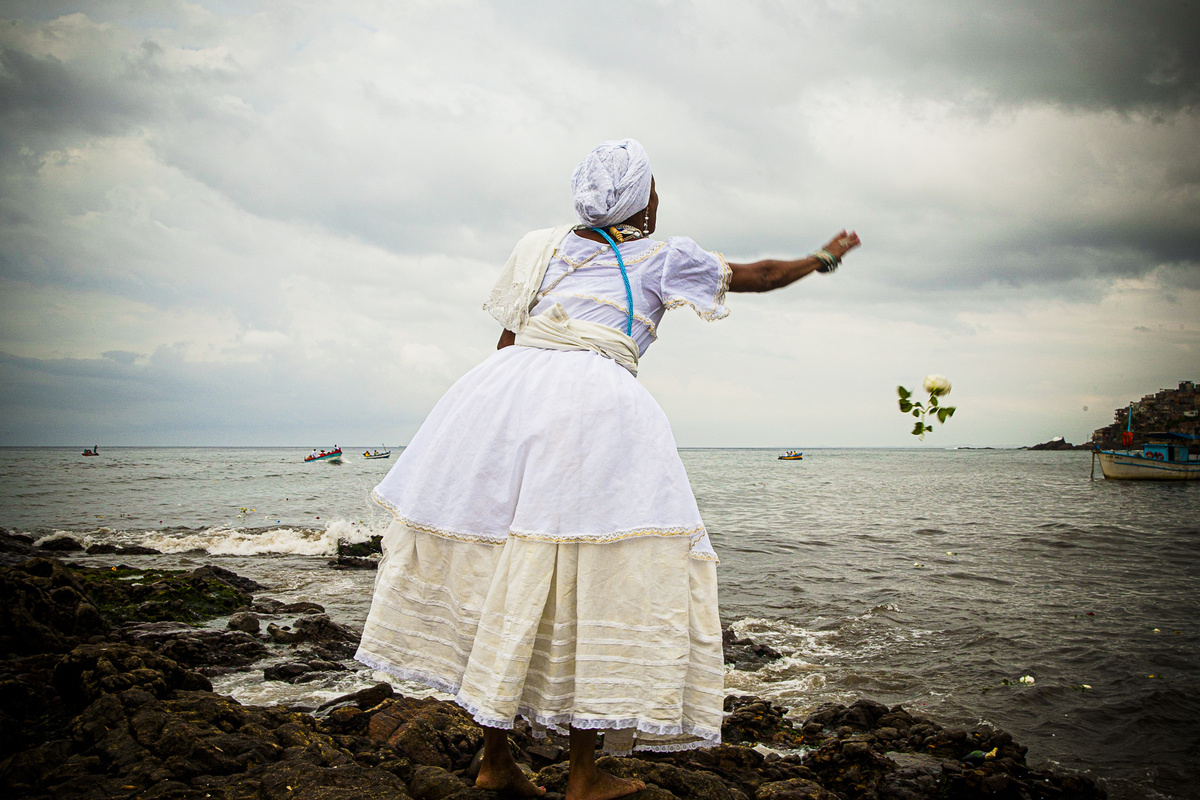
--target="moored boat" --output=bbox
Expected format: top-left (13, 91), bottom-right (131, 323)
top-left (1096, 433), bottom-right (1200, 481)
top-left (305, 448), bottom-right (343, 464)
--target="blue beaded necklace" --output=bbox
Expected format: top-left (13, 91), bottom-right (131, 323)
top-left (590, 227), bottom-right (635, 336)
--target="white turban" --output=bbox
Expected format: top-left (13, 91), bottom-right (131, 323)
top-left (571, 139), bottom-right (653, 227)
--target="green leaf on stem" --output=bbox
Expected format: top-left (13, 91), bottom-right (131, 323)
top-left (899, 400), bottom-right (913, 412)
top-left (898, 386), bottom-right (912, 400)
top-left (912, 421), bottom-right (925, 436)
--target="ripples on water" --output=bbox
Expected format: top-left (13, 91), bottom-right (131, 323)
top-left (1, 446), bottom-right (1197, 800)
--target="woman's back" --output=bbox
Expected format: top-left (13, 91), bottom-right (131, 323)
top-left (531, 232), bottom-right (731, 356)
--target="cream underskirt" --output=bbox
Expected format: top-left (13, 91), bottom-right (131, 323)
top-left (355, 521), bottom-right (725, 753)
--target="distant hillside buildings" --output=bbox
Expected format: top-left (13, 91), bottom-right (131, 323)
top-left (1091, 381), bottom-right (1199, 449)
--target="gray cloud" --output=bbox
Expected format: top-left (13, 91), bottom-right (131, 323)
top-left (1, 2), bottom-right (1198, 446)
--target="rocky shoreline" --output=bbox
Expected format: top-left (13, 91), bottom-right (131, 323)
top-left (1, 532), bottom-right (1107, 799)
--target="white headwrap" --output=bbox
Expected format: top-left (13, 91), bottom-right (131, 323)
top-left (571, 139), bottom-right (652, 227)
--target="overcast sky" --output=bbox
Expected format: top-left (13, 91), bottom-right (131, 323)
top-left (1, 0), bottom-right (1197, 448)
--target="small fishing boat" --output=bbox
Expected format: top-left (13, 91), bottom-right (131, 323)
top-left (82, 446), bottom-right (99, 457)
top-left (778, 451), bottom-right (803, 461)
top-left (305, 448), bottom-right (343, 464)
top-left (1094, 405), bottom-right (1199, 480)
top-left (363, 449), bottom-right (391, 460)
top-left (1096, 433), bottom-right (1200, 481)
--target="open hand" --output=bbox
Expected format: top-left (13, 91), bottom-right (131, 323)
top-left (823, 230), bottom-right (861, 261)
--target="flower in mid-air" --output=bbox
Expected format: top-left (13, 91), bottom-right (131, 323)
top-left (898, 376), bottom-right (957, 439)
top-left (923, 374), bottom-right (952, 396)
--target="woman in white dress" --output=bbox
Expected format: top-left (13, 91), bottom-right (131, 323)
top-left (356, 139), bottom-right (860, 800)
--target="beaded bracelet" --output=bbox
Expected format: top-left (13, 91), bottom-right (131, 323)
top-left (812, 248), bottom-right (840, 273)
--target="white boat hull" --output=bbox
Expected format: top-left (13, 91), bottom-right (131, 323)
top-left (1097, 451), bottom-right (1200, 481)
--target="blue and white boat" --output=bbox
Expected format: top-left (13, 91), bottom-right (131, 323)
top-left (1097, 432), bottom-right (1200, 481)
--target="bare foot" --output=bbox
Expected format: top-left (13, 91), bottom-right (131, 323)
top-left (566, 769), bottom-right (646, 800)
top-left (474, 760), bottom-right (547, 797)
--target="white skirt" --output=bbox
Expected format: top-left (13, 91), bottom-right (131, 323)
top-left (357, 345), bottom-right (724, 752)
top-left (371, 346), bottom-right (717, 561)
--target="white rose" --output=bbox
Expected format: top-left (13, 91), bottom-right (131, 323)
top-left (923, 374), bottom-right (952, 396)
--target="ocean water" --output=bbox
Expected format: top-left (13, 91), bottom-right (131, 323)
top-left (1, 446), bottom-right (1197, 800)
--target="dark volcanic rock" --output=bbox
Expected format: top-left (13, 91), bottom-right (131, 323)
top-left (721, 695), bottom-right (804, 749)
top-left (1025, 437), bottom-right (1092, 451)
top-left (263, 647), bottom-right (349, 683)
top-left (117, 621), bottom-right (270, 673)
top-left (330, 555), bottom-right (379, 570)
top-left (36, 536), bottom-right (84, 552)
top-left (228, 610), bottom-right (262, 633)
top-left (722, 628), bottom-right (784, 670)
top-left (317, 682), bottom-right (395, 713)
top-left (338, 535), bottom-right (383, 557)
top-left (191, 564), bottom-right (265, 593)
top-left (0, 532), bottom-right (40, 566)
top-left (267, 614), bottom-right (360, 652)
top-left (0, 558), bottom-right (109, 655)
top-left (76, 563), bottom-right (254, 624)
top-left (86, 543), bottom-right (163, 555)
top-left (0, 552), bottom-right (1111, 800)
top-left (367, 696), bottom-right (484, 771)
top-left (115, 544), bottom-right (162, 555)
top-left (254, 598), bottom-right (327, 615)
top-left (52, 642), bottom-right (212, 706)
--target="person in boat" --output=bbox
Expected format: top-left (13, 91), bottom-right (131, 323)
top-left (357, 139), bottom-right (860, 800)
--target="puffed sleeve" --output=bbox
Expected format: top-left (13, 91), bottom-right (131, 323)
top-left (659, 236), bottom-right (732, 321)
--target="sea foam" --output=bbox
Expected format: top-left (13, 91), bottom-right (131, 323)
top-left (140, 518), bottom-right (386, 556)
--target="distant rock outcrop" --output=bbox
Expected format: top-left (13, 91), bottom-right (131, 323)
top-left (1024, 437), bottom-right (1092, 451)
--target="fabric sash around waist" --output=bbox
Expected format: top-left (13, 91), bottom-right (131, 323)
top-left (514, 303), bottom-right (640, 376)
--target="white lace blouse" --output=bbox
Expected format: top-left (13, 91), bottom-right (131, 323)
top-left (527, 232), bottom-right (732, 356)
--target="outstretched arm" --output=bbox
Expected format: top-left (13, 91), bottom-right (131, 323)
top-left (727, 230), bottom-right (860, 293)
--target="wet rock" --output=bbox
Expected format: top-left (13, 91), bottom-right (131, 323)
top-left (295, 613), bottom-right (360, 643)
top-left (317, 682), bottom-right (395, 714)
top-left (75, 563), bottom-right (254, 625)
top-left (722, 628), bottom-right (784, 671)
top-left (117, 621), bottom-right (270, 672)
top-left (367, 696), bottom-right (484, 770)
top-left (263, 649), bottom-right (348, 683)
top-left (525, 742), bottom-right (564, 768)
top-left (410, 764), bottom-right (470, 800)
top-left (227, 760), bottom-right (412, 800)
top-left (756, 777), bottom-right (837, 800)
top-left (228, 611), bottom-right (262, 634)
top-left (330, 555), bottom-right (379, 570)
top-left (268, 623), bottom-right (305, 644)
top-left (116, 545), bottom-right (163, 555)
top-left (536, 755), bottom-right (746, 800)
top-left (0, 557), bottom-right (110, 655)
top-left (338, 536), bottom-right (383, 557)
top-left (254, 598), bottom-right (327, 615)
top-left (37, 536), bottom-right (85, 552)
top-left (721, 695), bottom-right (804, 749)
top-left (191, 564), bottom-right (265, 593)
top-left (52, 643), bottom-right (212, 707)
top-left (0, 532), bottom-right (40, 566)
top-left (86, 543), bottom-right (120, 554)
